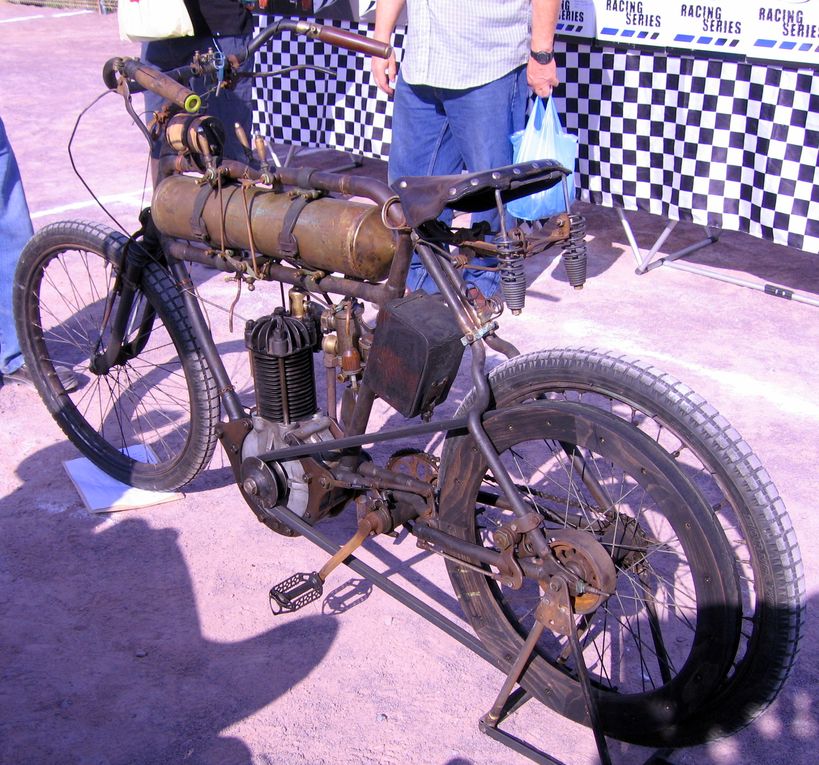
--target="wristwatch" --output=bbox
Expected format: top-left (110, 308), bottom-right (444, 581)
top-left (530, 49), bottom-right (555, 65)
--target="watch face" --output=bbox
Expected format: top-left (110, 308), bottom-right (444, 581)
top-left (531, 50), bottom-right (554, 64)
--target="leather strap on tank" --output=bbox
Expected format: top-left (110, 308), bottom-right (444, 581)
top-left (190, 182), bottom-right (216, 241)
top-left (278, 189), bottom-right (325, 258)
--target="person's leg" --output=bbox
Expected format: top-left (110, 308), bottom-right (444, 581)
top-left (206, 33), bottom-right (254, 163)
top-left (388, 75), bottom-right (464, 292)
top-left (0, 116), bottom-right (34, 376)
top-left (388, 74), bottom-right (463, 184)
top-left (444, 66), bottom-right (528, 173)
top-left (441, 66), bottom-right (529, 296)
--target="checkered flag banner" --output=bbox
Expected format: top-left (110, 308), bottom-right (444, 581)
top-left (252, 17), bottom-right (399, 161)
top-left (558, 41), bottom-right (819, 253)
top-left (252, 18), bottom-right (818, 254)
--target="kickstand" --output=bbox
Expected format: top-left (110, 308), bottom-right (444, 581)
top-left (480, 577), bottom-right (618, 765)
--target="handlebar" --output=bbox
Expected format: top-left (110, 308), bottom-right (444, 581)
top-left (105, 19), bottom-right (390, 113)
top-left (245, 19), bottom-right (392, 60)
top-left (307, 23), bottom-right (392, 59)
top-left (104, 57), bottom-right (202, 113)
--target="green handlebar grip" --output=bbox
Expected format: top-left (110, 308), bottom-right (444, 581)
top-left (183, 93), bottom-right (202, 114)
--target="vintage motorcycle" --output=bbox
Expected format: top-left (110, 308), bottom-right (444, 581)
top-left (13, 19), bottom-right (804, 764)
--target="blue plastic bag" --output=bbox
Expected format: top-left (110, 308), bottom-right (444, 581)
top-left (507, 96), bottom-right (577, 221)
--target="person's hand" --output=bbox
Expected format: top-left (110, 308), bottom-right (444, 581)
top-left (527, 59), bottom-right (559, 98)
top-left (371, 52), bottom-right (397, 96)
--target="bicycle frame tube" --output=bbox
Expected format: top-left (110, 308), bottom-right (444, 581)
top-left (417, 242), bottom-right (554, 558)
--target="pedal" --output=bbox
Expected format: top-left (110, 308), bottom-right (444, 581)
top-left (269, 571), bottom-right (323, 615)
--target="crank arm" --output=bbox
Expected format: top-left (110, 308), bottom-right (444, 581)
top-left (269, 511), bottom-right (385, 615)
top-left (263, 505), bottom-right (502, 669)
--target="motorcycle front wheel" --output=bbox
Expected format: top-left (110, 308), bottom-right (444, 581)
top-left (14, 221), bottom-right (220, 491)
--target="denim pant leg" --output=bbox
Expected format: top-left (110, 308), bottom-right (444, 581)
top-left (387, 68), bottom-right (528, 296)
top-left (388, 75), bottom-right (466, 293)
top-left (441, 66), bottom-right (528, 296)
top-left (388, 75), bottom-right (464, 184)
top-left (0, 116), bottom-right (34, 375)
top-left (202, 34), bottom-right (254, 163)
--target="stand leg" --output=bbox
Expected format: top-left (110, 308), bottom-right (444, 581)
top-left (483, 619), bottom-right (546, 727)
top-left (479, 579), bottom-right (615, 765)
top-left (566, 606), bottom-right (612, 765)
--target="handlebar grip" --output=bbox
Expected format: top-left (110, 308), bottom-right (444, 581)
top-left (313, 25), bottom-right (392, 59)
top-left (118, 58), bottom-right (202, 114)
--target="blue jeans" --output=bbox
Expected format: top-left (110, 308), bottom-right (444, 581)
top-left (142, 34), bottom-right (254, 163)
top-left (0, 116), bottom-right (34, 375)
top-left (388, 66), bottom-right (528, 296)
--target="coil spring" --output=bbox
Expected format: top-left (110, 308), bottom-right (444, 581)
top-left (497, 235), bottom-right (527, 314)
top-left (561, 214), bottom-right (588, 289)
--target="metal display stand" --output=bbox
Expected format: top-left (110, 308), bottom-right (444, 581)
top-left (616, 209), bottom-right (819, 308)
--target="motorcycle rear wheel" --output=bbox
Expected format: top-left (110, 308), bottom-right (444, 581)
top-left (439, 348), bottom-right (804, 746)
top-left (439, 398), bottom-right (740, 746)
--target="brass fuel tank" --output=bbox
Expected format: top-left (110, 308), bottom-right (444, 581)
top-left (151, 174), bottom-right (398, 282)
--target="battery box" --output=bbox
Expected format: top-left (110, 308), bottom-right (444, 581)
top-left (364, 292), bottom-right (466, 419)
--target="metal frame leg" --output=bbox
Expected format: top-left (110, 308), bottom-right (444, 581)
top-left (615, 208), bottom-right (819, 307)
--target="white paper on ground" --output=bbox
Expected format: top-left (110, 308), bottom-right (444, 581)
top-left (63, 444), bottom-right (183, 513)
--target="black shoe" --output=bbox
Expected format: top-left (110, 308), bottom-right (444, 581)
top-left (2, 364), bottom-right (78, 392)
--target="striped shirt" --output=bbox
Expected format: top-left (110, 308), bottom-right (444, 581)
top-left (401, 0), bottom-right (531, 89)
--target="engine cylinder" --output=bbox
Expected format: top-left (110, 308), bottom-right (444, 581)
top-left (152, 174), bottom-right (397, 282)
top-left (246, 311), bottom-right (319, 424)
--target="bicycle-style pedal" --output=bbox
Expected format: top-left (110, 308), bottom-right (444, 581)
top-left (269, 571), bottom-right (323, 615)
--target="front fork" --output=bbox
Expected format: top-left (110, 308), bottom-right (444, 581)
top-left (88, 238), bottom-right (156, 375)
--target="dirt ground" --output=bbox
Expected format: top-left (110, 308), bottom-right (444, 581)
top-left (1, 5), bottom-right (817, 765)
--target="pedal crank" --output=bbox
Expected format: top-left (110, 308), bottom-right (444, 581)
top-left (268, 507), bottom-right (394, 616)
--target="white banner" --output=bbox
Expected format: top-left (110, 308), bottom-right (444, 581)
top-left (557, 0), bottom-right (598, 39)
top-left (656, 2), bottom-right (745, 55)
top-left (595, 0), bottom-right (665, 47)
top-left (584, 1), bottom-right (819, 64)
top-left (744, 0), bottom-right (819, 63)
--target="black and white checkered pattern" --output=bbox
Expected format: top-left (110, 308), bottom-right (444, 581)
top-left (559, 42), bottom-right (819, 253)
top-left (253, 18), bottom-right (399, 159)
top-left (252, 18), bottom-right (819, 254)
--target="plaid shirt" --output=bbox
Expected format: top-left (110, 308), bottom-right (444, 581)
top-left (400, 0), bottom-right (531, 89)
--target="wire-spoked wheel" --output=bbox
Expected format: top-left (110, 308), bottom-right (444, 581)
top-left (14, 221), bottom-right (220, 491)
top-left (459, 349), bottom-right (805, 744)
top-left (439, 398), bottom-right (742, 747)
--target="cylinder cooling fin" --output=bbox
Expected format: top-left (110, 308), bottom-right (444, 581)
top-left (246, 309), bottom-right (320, 424)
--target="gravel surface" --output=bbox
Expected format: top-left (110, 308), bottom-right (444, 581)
top-left (1, 5), bottom-right (817, 764)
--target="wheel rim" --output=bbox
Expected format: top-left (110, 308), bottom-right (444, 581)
top-left (519, 380), bottom-right (764, 697)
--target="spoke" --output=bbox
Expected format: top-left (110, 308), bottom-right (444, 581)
top-left (640, 571), bottom-right (674, 684)
top-left (483, 415), bottom-right (718, 699)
